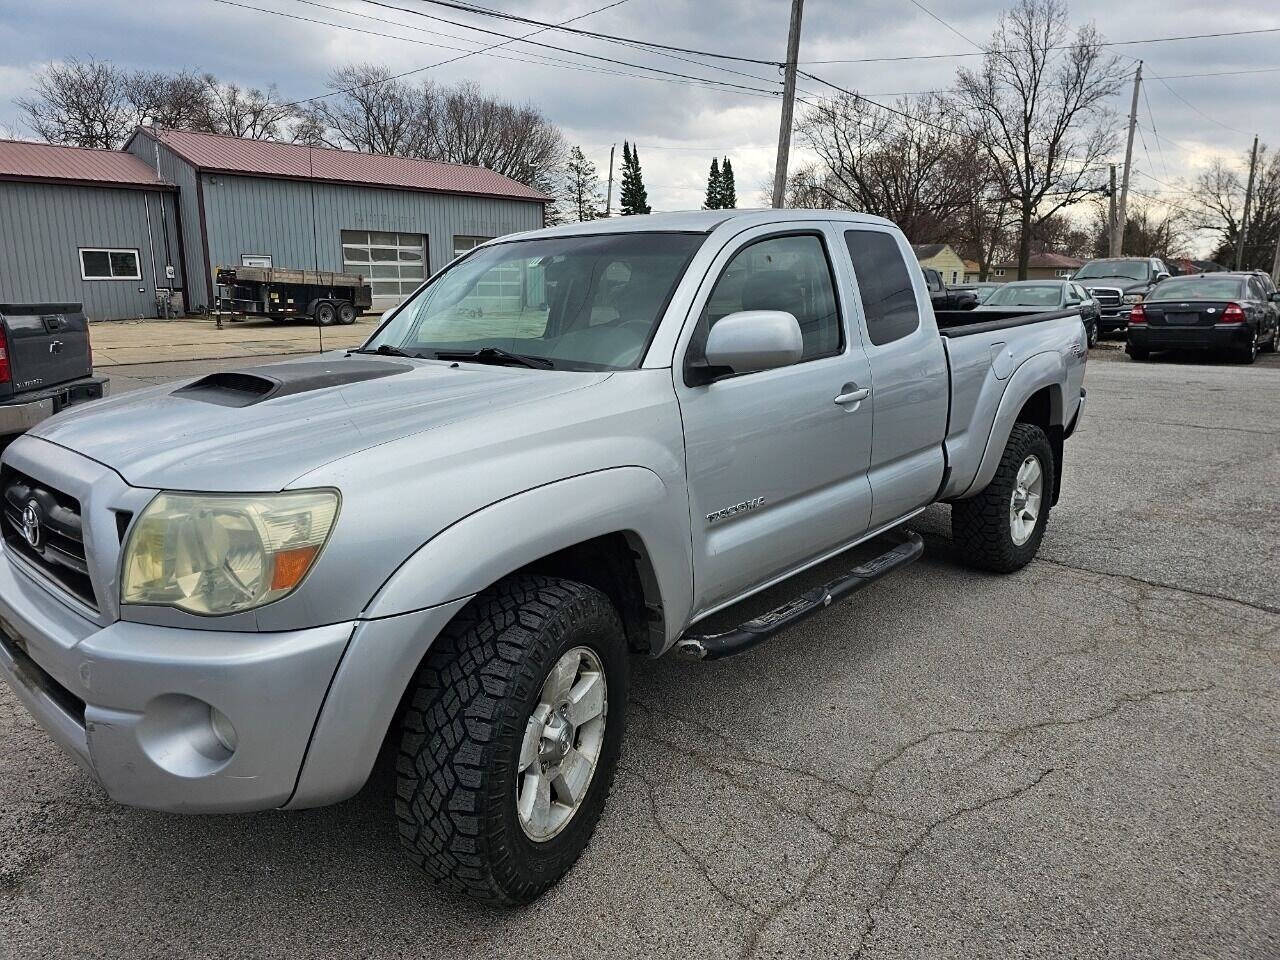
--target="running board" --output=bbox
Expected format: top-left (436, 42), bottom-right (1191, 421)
top-left (675, 531), bottom-right (924, 662)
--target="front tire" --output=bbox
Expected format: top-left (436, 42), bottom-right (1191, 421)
top-left (951, 423), bottom-right (1054, 573)
top-left (315, 301), bottom-right (338, 326)
top-left (395, 575), bottom-right (628, 905)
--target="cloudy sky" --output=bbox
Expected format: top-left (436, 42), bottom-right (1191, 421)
top-left (3, 0), bottom-right (1278, 250)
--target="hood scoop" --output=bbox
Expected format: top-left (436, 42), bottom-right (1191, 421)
top-left (172, 358), bottom-right (412, 407)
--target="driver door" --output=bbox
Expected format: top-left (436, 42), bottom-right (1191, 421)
top-left (674, 223), bottom-right (874, 616)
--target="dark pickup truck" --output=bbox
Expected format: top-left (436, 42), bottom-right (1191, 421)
top-left (923, 268), bottom-right (979, 311)
top-left (0, 304), bottom-right (106, 441)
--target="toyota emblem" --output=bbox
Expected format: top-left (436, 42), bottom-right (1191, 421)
top-left (21, 500), bottom-right (42, 549)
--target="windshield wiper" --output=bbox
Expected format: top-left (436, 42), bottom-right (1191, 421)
top-left (432, 346), bottom-right (555, 369)
top-left (350, 344), bottom-right (420, 358)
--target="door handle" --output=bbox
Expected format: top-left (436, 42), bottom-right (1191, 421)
top-left (833, 387), bottom-right (870, 406)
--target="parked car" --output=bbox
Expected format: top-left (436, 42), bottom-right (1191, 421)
top-left (923, 267), bottom-right (979, 310)
top-left (0, 302), bottom-right (106, 446)
top-left (0, 210), bottom-right (1087, 905)
top-left (975, 280), bottom-right (1102, 347)
top-left (953, 281), bottom-right (1004, 303)
top-left (1071, 257), bottom-right (1173, 334)
top-left (1127, 271), bottom-right (1280, 363)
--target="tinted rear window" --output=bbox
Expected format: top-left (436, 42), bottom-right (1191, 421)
top-left (1149, 278), bottom-right (1245, 301)
top-left (844, 230), bottom-right (920, 345)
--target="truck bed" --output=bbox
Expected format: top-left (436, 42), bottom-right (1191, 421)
top-left (934, 307), bottom-right (1080, 337)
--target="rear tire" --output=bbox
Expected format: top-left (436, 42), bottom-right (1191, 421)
top-left (315, 301), bottom-right (338, 326)
top-left (1086, 318), bottom-right (1098, 348)
top-left (1234, 332), bottom-right (1258, 364)
top-left (337, 301), bottom-right (357, 325)
top-left (951, 423), bottom-right (1054, 574)
top-left (1262, 325), bottom-right (1278, 353)
top-left (395, 575), bottom-right (628, 905)
top-left (1126, 344), bottom-right (1149, 361)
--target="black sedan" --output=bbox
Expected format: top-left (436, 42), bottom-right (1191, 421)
top-left (974, 280), bottom-right (1103, 346)
top-left (1126, 272), bottom-right (1280, 364)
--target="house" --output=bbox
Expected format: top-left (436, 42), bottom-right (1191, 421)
top-left (0, 130), bottom-right (549, 320)
top-left (911, 243), bottom-right (967, 285)
top-left (963, 259), bottom-right (982, 283)
top-left (988, 252), bottom-right (1085, 281)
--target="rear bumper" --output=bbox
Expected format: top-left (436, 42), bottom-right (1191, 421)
top-left (1128, 324), bottom-right (1252, 351)
top-left (0, 376), bottom-right (107, 436)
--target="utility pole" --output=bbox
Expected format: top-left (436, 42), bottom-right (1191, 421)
top-left (1236, 134), bottom-right (1259, 271)
top-left (1115, 61), bottom-right (1142, 256)
top-left (604, 143), bottom-right (616, 217)
top-left (1108, 164), bottom-right (1118, 257)
top-left (771, 0), bottom-right (805, 208)
top-left (1271, 227), bottom-right (1280, 285)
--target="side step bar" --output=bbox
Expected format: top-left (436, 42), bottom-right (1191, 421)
top-left (675, 531), bottom-right (924, 662)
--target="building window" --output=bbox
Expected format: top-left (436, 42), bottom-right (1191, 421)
top-left (1056, 269), bottom-right (1071, 277)
top-left (453, 235), bottom-right (493, 260)
top-left (993, 268), bottom-right (1005, 277)
top-left (80, 248), bottom-right (140, 280)
top-left (341, 230), bottom-right (427, 302)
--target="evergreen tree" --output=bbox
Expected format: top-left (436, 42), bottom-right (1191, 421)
top-left (718, 157), bottom-right (737, 209)
top-left (562, 145), bottom-right (601, 222)
top-left (703, 157), bottom-right (722, 209)
top-left (619, 140), bottom-right (651, 215)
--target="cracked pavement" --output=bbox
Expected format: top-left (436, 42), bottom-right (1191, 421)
top-left (1, 348), bottom-right (1277, 959)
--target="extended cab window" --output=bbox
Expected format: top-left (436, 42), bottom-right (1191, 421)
top-left (844, 230), bottom-right (920, 345)
top-left (693, 233), bottom-right (842, 363)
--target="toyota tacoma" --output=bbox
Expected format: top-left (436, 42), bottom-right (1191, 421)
top-left (0, 211), bottom-right (1086, 904)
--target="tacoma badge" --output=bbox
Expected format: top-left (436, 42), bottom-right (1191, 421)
top-left (706, 497), bottom-right (765, 524)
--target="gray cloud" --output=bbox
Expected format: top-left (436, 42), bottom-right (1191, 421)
top-left (2, 0), bottom-right (1277, 225)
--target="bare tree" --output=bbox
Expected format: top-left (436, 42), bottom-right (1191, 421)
top-left (797, 92), bottom-right (977, 244)
top-left (200, 77), bottom-right (294, 140)
top-left (16, 58), bottom-right (132, 148)
top-left (1187, 147), bottom-right (1280, 269)
top-left (314, 65), bottom-right (436, 156)
top-left (954, 0), bottom-right (1126, 278)
top-left (124, 70), bottom-right (210, 131)
top-left (434, 82), bottom-right (564, 191)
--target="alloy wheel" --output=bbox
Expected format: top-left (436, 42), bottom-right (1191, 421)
top-left (1009, 455), bottom-right (1043, 546)
top-left (516, 646), bottom-right (608, 841)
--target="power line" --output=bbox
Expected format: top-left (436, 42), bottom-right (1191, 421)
top-left (1152, 75), bottom-right (1253, 138)
top-left (1150, 65), bottom-right (1280, 80)
top-left (341, 0), bottom-right (782, 95)
top-left (1139, 80), bottom-right (1170, 181)
top-left (207, 0), bottom-right (783, 107)
top-left (801, 25), bottom-right (1280, 64)
top-left (904, 0), bottom-right (985, 51)
top-left (392, 0), bottom-right (782, 66)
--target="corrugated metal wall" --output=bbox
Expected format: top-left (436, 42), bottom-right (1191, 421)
top-left (200, 175), bottom-right (544, 302)
top-left (125, 134), bottom-right (205, 309)
top-left (0, 180), bottom-right (181, 320)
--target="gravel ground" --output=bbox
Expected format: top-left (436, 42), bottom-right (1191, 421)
top-left (1, 344), bottom-right (1276, 959)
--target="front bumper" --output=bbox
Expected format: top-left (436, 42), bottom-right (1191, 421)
top-left (0, 376), bottom-right (108, 436)
top-left (1097, 307), bottom-right (1133, 331)
top-left (1128, 323), bottom-right (1253, 352)
top-left (0, 548), bottom-right (355, 813)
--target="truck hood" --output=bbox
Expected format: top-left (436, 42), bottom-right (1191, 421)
top-left (1080, 277), bottom-right (1148, 292)
top-left (32, 353), bottom-right (610, 491)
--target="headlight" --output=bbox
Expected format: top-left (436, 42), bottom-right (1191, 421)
top-left (122, 490), bottom-right (339, 615)
top-left (1123, 293), bottom-right (1144, 304)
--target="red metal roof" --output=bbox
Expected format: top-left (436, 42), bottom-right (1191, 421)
top-left (0, 139), bottom-right (173, 190)
top-left (136, 127), bottom-right (550, 202)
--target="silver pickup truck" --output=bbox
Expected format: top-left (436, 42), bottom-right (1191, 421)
top-left (0, 210), bottom-right (1085, 904)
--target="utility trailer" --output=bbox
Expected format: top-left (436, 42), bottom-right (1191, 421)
top-left (214, 266), bottom-right (373, 326)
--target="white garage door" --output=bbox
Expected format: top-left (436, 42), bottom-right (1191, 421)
top-left (341, 230), bottom-right (428, 312)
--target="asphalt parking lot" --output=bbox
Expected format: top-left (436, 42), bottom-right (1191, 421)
top-left (2, 345), bottom-right (1277, 959)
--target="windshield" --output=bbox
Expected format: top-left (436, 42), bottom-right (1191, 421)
top-left (364, 232), bottom-right (705, 370)
top-left (1148, 277), bottom-right (1245, 301)
top-left (983, 283), bottom-right (1063, 307)
top-left (1073, 261), bottom-right (1150, 282)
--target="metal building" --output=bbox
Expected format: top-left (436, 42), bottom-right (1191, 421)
top-left (0, 130), bottom-right (548, 320)
top-left (124, 127), bottom-right (548, 314)
top-left (0, 140), bottom-right (183, 319)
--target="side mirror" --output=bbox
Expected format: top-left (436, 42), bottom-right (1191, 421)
top-left (699, 310), bottom-right (803, 381)
top-left (1270, 291), bottom-right (1280, 302)
top-left (1154, 272), bottom-right (1170, 283)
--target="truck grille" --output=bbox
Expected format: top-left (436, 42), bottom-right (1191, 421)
top-left (1089, 287), bottom-right (1123, 309)
top-left (1, 467), bottom-right (97, 610)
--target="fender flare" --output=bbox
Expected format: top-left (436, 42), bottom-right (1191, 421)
top-left (362, 466), bottom-right (693, 646)
top-left (957, 351), bottom-right (1068, 499)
